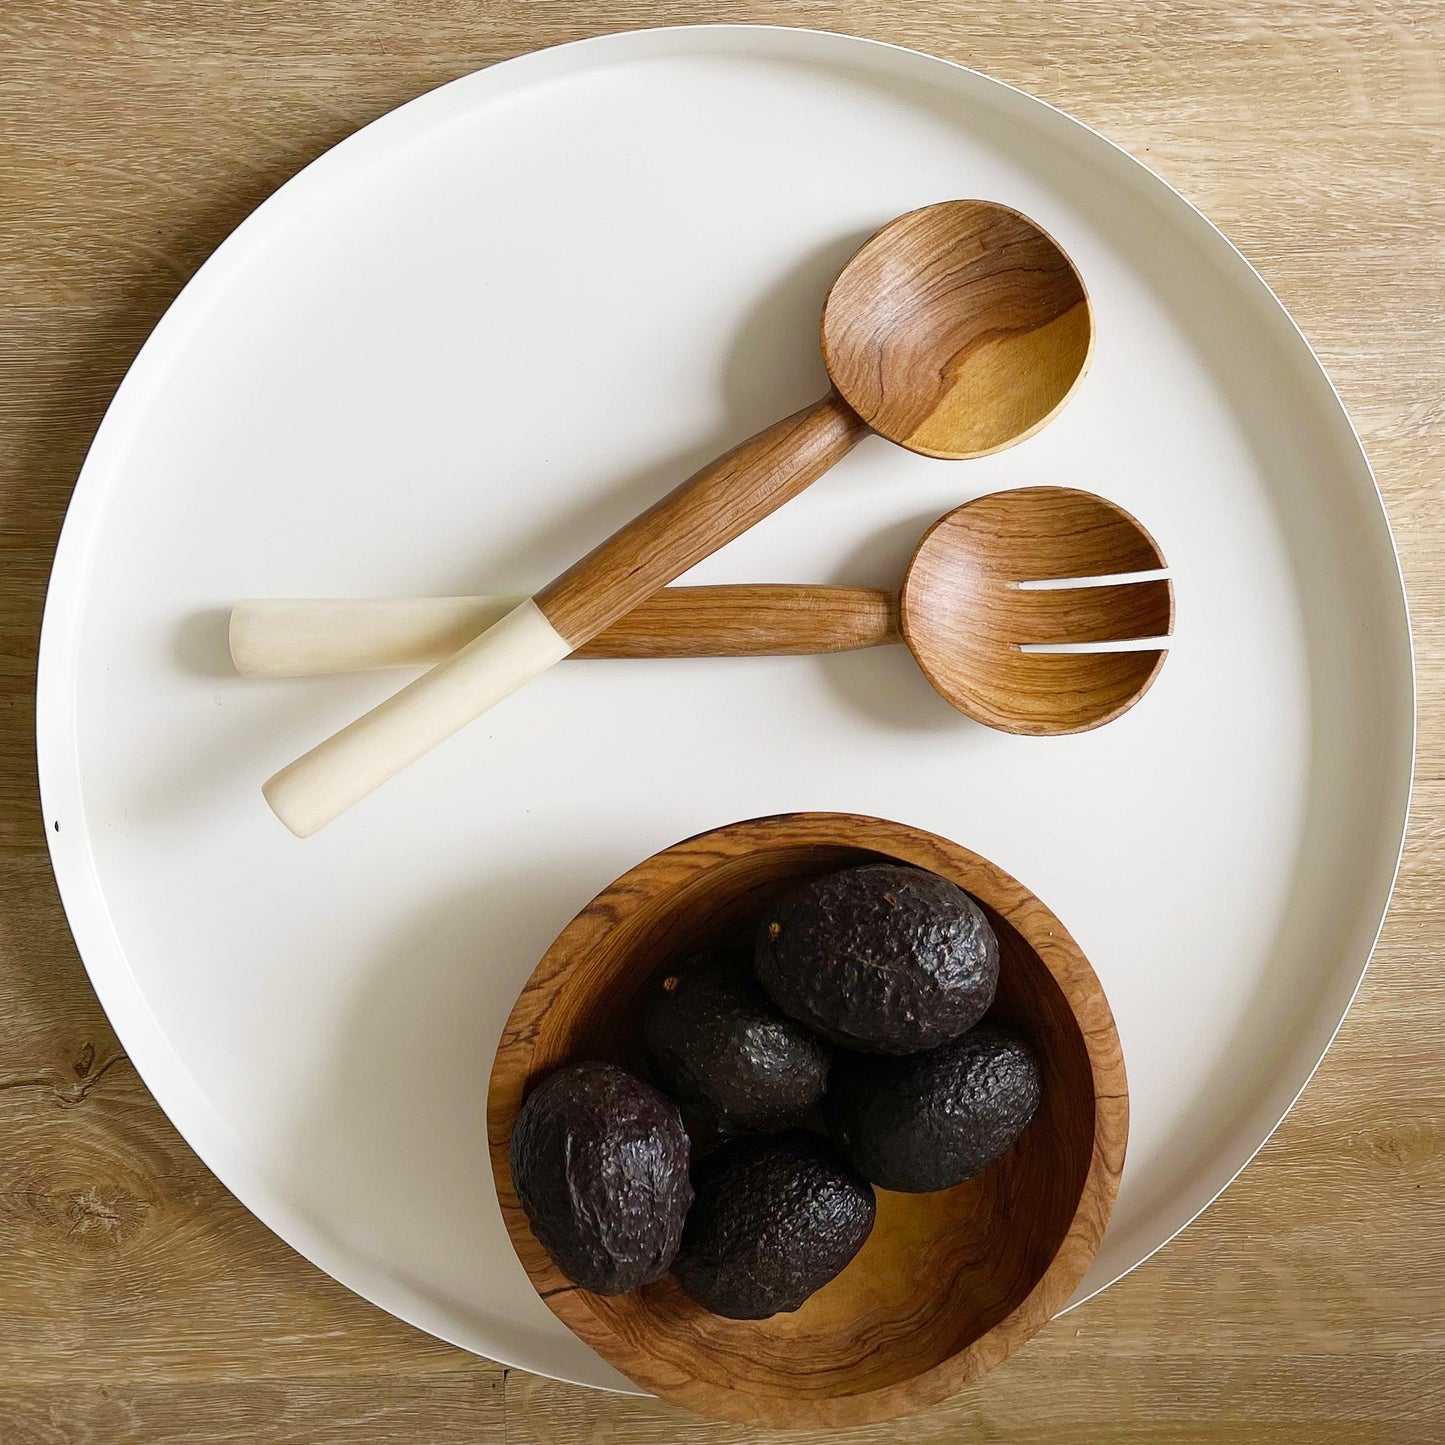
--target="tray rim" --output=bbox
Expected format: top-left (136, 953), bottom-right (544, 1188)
top-left (33, 22), bottom-right (1417, 1395)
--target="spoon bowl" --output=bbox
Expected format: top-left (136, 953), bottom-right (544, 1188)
top-left (823, 201), bottom-right (1092, 458)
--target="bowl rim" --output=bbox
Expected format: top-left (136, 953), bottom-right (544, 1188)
top-left (486, 811), bottom-right (1128, 1428)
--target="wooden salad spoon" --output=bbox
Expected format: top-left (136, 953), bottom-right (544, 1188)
top-left (235, 488), bottom-right (1170, 735)
top-left (265, 201), bottom-right (1093, 834)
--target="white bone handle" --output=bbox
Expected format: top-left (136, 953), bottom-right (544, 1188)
top-left (231, 597), bottom-right (524, 677)
top-left (262, 599), bottom-right (569, 837)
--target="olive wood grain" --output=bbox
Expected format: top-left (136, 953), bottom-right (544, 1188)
top-left (229, 587), bottom-right (900, 675)
top-left (534, 395), bottom-right (866, 645)
top-left (899, 487), bottom-right (1173, 734)
top-left (822, 202), bottom-right (1091, 459)
top-left (487, 812), bottom-right (1128, 1429)
top-left (265, 201), bottom-right (1091, 834)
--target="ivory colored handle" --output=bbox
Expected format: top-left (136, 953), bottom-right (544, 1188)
top-left (231, 586), bottom-right (900, 676)
top-left (232, 596), bottom-right (525, 677)
top-left (263, 598), bottom-right (569, 836)
top-left (264, 392), bottom-right (868, 835)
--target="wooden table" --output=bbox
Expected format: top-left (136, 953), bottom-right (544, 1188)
top-left (2, 3), bottom-right (1441, 1440)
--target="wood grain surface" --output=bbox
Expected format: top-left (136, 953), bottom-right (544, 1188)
top-left (899, 487), bottom-right (1172, 733)
top-left (537, 395), bottom-right (867, 645)
top-left (486, 814), bottom-right (1126, 1427)
top-left (1, 2), bottom-right (1441, 1441)
top-left (819, 201), bottom-right (1091, 458)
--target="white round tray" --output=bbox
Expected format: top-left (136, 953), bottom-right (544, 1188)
top-left (37, 26), bottom-right (1413, 1393)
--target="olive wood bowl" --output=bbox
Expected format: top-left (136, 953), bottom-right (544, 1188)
top-left (486, 812), bottom-right (1127, 1428)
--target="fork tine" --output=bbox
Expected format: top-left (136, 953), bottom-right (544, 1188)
top-left (1004, 578), bottom-right (1173, 644)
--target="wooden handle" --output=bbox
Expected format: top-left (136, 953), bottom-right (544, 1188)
top-left (264, 392), bottom-right (867, 834)
top-left (231, 586), bottom-right (899, 676)
top-left (535, 393), bottom-right (868, 644)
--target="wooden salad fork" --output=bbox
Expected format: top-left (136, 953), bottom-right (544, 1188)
top-left (237, 489), bottom-right (1170, 736)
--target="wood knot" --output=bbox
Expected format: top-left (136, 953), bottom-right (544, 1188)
top-left (20, 1185), bottom-right (154, 1251)
top-left (66, 1187), bottom-right (151, 1248)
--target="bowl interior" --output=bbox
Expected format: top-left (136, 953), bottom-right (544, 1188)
top-left (487, 815), bottom-right (1123, 1425)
